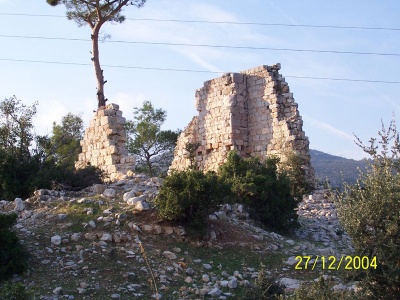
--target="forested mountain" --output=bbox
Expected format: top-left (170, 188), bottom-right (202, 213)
top-left (310, 149), bottom-right (368, 188)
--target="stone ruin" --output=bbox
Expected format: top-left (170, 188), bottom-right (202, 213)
top-left (170, 64), bottom-right (315, 183)
top-left (75, 103), bottom-right (135, 181)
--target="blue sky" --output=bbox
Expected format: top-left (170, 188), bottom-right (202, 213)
top-left (1, 0), bottom-right (400, 159)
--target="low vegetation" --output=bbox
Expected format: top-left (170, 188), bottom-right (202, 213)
top-left (0, 213), bottom-right (29, 282)
top-left (336, 119), bottom-right (400, 299)
top-left (156, 151), bottom-right (304, 235)
top-left (220, 151), bottom-right (300, 233)
top-left (0, 96), bottom-right (103, 200)
top-left (154, 169), bottom-right (230, 234)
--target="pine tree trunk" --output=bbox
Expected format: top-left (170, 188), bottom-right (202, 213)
top-left (92, 26), bottom-right (106, 108)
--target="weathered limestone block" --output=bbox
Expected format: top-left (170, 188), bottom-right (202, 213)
top-left (169, 64), bottom-right (315, 184)
top-left (75, 103), bottom-right (135, 181)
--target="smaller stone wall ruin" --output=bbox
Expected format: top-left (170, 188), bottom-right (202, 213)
top-left (170, 64), bottom-right (315, 183)
top-left (75, 103), bottom-right (135, 181)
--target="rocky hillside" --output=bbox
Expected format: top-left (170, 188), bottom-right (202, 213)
top-left (310, 149), bottom-right (368, 188)
top-left (1, 174), bottom-right (356, 299)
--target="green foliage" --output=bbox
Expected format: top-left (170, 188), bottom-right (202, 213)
top-left (0, 213), bottom-right (29, 282)
top-left (293, 277), bottom-right (357, 300)
top-left (244, 267), bottom-right (285, 299)
top-left (336, 119), bottom-right (400, 299)
top-left (126, 101), bottom-right (180, 176)
top-left (279, 150), bottom-right (314, 199)
top-left (47, 0), bottom-right (146, 27)
top-left (154, 170), bottom-right (229, 232)
top-left (0, 97), bottom-right (103, 199)
top-left (184, 142), bottom-right (201, 170)
top-left (0, 282), bottom-right (34, 300)
top-left (48, 112), bottom-right (83, 167)
top-left (47, 0), bottom-right (147, 107)
top-left (0, 96), bottom-right (37, 159)
top-left (29, 163), bottom-right (104, 192)
top-left (219, 152), bottom-right (299, 233)
top-left (0, 96), bottom-right (40, 199)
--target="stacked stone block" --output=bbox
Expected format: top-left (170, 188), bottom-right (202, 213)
top-left (75, 103), bottom-right (135, 181)
top-left (170, 64), bottom-right (315, 182)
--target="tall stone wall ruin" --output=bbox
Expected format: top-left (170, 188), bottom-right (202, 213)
top-left (75, 103), bottom-right (135, 181)
top-left (170, 64), bottom-right (315, 182)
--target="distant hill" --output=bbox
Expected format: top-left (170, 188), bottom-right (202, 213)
top-left (310, 149), bottom-right (368, 188)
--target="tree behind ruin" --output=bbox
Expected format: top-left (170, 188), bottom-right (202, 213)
top-left (47, 0), bottom-right (147, 108)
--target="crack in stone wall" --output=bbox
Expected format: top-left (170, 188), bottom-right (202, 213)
top-left (170, 64), bottom-right (315, 182)
top-left (75, 103), bottom-right (135, 181)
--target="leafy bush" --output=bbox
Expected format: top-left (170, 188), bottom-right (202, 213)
top-left (0, 96), bottom-right (103, 199)
top-left (336, 120), bottom-right (400, 299)
top-left (0, 213), bottom-right (29, 281)
top-left (279, 150), bottom-right (314, 199)
top-left (219, 151), bottom-right (299, 233)
top-left (0, 149), bottom-right (40, 200)
top-left (293, 277), bottom-right (358, 300)
top-left (0, 282), bottom-right (34, 300)
top-left (30, 163), bottom-right (104, 192)
top-left (244, 267), bottom-right (285, 299)
top-left (154, 170), bottom-right (229, 232)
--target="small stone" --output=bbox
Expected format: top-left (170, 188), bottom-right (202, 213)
top-left (163, 251), bottom-right (177, 260)
top-left (185, 268), bottom-right (195, 276)
top-left (163, 226), bottom-right (174, 234)
top-left (117, 213), bottom-right (127, 221)
top-left (220, 280), bottom-right (229, 287)
top-left (51, 235), bottom-right (62, 245)
top-left (228, 278), bottom-right (238, 289)
top-left (202, 274), bottom-right (210, 282)
top-left (14, 198), bottom-right (24, 211)
top-left (70, 233), bottom-right (81, 242)
top-left (103, 208), bottom-right (113, 214)
top-left (142, 225), bottom-right (152, 233)
top-left (208, 287), bottom-right (222, 296)
top-left (91, 184), bottom-right (106, 194)
top-left (111, 294), bottom-right (121, 299)
top-left (285, 256), bottom-right (298, 266)
top-left (286, 239), bottom-right (295, 246)
top-left (100, 233), bottom-right (112, 242)
top-left (123, 190), bottom-right (137, 202)
top-left (203, 263), bottom-right (212, 270)
top-left (134, 201), bottom-right (150, 211)
top-left (53, 287), bottom-right (63, 295)
top-left (57, 214), bottom-right (67, 220)
top-left (41, 259), bottom-right (51, 265)
top-left (103, 188), bottom-right (116, 198)
top-left (88, 220), bottom-right (96, 228)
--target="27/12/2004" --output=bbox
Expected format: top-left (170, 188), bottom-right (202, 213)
top-left (294, 256), bottom-right (377, 271)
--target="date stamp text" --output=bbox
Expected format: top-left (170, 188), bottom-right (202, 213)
top-left (294, 256), bottom-right (377, 270)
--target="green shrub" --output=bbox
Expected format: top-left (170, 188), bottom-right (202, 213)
top-left (244, 267), bottom-right (285, 299)
top-left (279, 150), bottom-right (314, 199)
top-left (0, 213), bottom-right (29, 281)
top-left (0, 282), bottom-right (34, 300)
top-left (30, 163), bottom-right (104, 192)
top-left (154, 170), bottom-right (229, 232)
top-left (336, 120), bottom-right (400, 299)
top-left (0, 149), bottom-right (40, 200)
top-left (293, 277), bottom-right (358, 300)
top-left (219, 151), bottom-right (299, 233)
